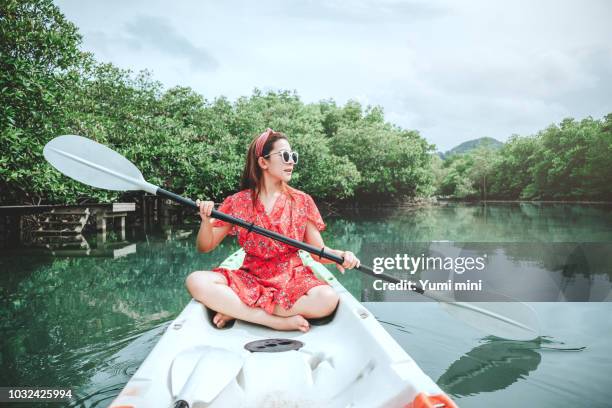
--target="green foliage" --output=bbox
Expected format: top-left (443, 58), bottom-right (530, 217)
top-left (3, 1), bottom-right (609, 205)
top-left (1, 0), bottom-right (86, 204)
top-left (438, 153), bottom-right (477, 198)
top-left (435, 115), bottom-right (612, 201)
top-left (331, 108), bottom-right (435, 200)
top-left (488, 135), bottom-right (539, 199)
top-left (488, 116), bottom-right (612, 201)
top-left (0, 2), bottom-right (434, 205)
top-left (526, 117), bottom-right (612, 200)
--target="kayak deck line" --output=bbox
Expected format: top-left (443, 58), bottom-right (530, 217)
top-left (110, 249), bottom-right (458, 408)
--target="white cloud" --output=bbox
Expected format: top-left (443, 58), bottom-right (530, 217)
top-left (124, 16), bottom-right (218, 71)
top-left (55, 0), bottom-right (612, 151)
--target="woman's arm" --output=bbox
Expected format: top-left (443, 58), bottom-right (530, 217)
top-left (303, 221), bottom-right (332, 263)
top-left (195, 199), bottom-right (231, 253)
top-left (196, 219), bottom-right (231, 253)
top-left (304, 221), bottom-right (360, 272)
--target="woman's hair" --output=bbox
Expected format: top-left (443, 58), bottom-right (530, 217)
top-left (240, 130), bottom-right (292, 202)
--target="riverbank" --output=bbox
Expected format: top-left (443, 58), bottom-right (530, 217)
top-left (440, 198), bottom-right (612, 205)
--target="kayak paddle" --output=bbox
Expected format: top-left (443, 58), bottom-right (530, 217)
top-left (43, 134), bottom-right (540, 340)
top-left (170, 346), bottom-right (244, 407)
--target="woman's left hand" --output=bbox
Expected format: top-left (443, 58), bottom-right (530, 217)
top-left (332, 249), bottom-right (360, 274)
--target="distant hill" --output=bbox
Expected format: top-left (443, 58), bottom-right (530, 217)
top-left (439, 137), bottom-right (503, 159)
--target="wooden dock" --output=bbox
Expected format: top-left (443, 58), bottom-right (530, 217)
top-left (0, 195), bottom-right (197, 250)
top-left (0, 203), bottom-right (135, 248)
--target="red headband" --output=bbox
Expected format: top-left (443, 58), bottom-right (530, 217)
top-left (255, 128), bottom-right (274, 157)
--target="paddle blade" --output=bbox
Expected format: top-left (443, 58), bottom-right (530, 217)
top-left (43, 135), bottom-right (157, 194)
top-left (171, 346), bottom-right (244, 404)
top-left (440, 298), bottom-right (540, 341)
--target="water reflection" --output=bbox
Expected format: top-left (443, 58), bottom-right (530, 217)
top-left (0, 202), bottom-right (611, 407)
top-left (438, 337), bottom-right (542, 397)
top-left (325, 203), bottom-right (612, 302)
top-left (0, 229), bottom-right (238, 397)
top-left (338, 202), bottom-right (612, 243)
top-left (437, 335), bottom-right (586, 398)
top-left (67, 322), bottom-right (169, 408)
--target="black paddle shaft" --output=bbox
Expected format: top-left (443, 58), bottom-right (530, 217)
top-left (156, 188), bottom-right (422, 292)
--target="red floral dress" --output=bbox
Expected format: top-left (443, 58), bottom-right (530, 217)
top-left (211, 187), bottom-right (328, 314)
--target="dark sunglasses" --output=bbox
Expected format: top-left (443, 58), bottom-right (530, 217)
top-left (263, 149), bottom-right (299, 164)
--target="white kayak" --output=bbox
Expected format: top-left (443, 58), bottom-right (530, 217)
top-left (110, 249), bottom-right (457, 408)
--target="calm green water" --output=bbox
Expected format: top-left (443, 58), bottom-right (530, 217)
top-left (1, 202), bottom-right (611, 407)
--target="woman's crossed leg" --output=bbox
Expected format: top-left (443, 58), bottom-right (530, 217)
top-left (185, 271), bottom-right (339, 332)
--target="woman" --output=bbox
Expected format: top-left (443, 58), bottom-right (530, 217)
top-left (185, 128), bottom-right (360, 332)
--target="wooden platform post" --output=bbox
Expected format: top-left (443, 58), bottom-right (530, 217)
top-left (96, 212), bottom-right (107, 234)
top-left (120, 216), bottom-right (126, 240)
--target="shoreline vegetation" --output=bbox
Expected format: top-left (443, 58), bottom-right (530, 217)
top-left (1, 0), bottom-right (611, 209)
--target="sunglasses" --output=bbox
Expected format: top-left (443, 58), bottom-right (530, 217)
top-left (263, 149), bottom-right (299, 164)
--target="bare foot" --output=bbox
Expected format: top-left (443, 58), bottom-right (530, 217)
top-left (213, 312), bottom-right (235, 328)
top-left (269, 315), bottom-right (310, 332)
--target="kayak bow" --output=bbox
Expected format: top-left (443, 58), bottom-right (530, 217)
top-left (110, 249), bottom-right (457, 408)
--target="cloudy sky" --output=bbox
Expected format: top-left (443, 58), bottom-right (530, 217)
top-left (55, 0), bottom-right (612, 151)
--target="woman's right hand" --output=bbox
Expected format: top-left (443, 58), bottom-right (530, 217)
top-left (196, 199), bottom-right (215, 222)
